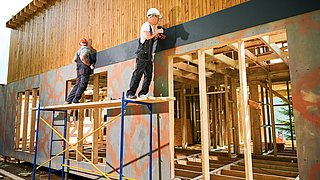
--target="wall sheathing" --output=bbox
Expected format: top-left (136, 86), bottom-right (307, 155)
top-left (1, 4), bottom-right (320, 180)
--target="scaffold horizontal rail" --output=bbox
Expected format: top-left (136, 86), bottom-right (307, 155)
top-left (31, 96), bottom-right (175, 110)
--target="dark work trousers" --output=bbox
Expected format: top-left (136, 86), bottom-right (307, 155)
top-left (66, 67), bottom-right (90, 103)
top-left (126, 58), bottom-right (153, 97)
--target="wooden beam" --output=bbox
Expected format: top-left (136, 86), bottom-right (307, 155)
top-left (237, 162), bottom-right (298, 172)
top-left (249, 82), bottom-right (262, 155)
top-left (38, 0), bottom-right (48, 4)
top-left (66, 81), bottom-right (72, 159)
top-left (15, 14), bottom-right (25, 21)
top-left (175, 169), bottom-right (201, 178)
top-left (221, 169), bottom-right (293, 180)
top-left (258, 82), bottom-right (290, 104)
top-left (33, 0), bottom-right (44, 8)
top-left (230, 165), bottom-right (299, 178)
top-left (224, 75), bottom-right (232, 157)
top-left (229, 43), bottom-right (267, 72)
top-left (92, 73), bottom-right (100, 164)
top-left (198, 49), bottom-right (210, 179)
top-left (268, 74), bottom-right (278, 157)
top-left (173, 62), bottom-right (198, 74)
top-left (15, 93), bottom-right (23, 149)
top-left (24, 7), bottom-right (34, 14)
top-left (238, 41), bottom-right (253, 180)
top-left (173, 69), bottom-right (199, 81)
top-left (22, 90), bottom-right (30, 151)
top-left (29, 89), bottom-right (38, 152)
top-left (28, 4), bottom-right (38, 11)
top-left (214, 54), bottom-right (238, 69)
top-left (169, 56), bottom-right (175, 178)
top-left (269, 33), bottom-right (287, 43)
top-left (181, 85), bottom-right (187, 148)
top-left (231, 79), bottom-right (240, 155)
top-left (19, 11), bottom-right (29, 18)
top-left (76, 95), bottom-right (85, 161)
top-left (260, 36), bottom-right (288, 65)
top-left (211, 174), bottom-right (245, 180)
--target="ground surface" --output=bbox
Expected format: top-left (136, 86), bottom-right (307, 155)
top-left (0, 155), bottom-right (62, 180)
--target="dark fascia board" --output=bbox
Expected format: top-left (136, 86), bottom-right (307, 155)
top-left (95, 0), bottom-right (320, 68)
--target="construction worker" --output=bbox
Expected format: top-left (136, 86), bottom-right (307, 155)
top-left (65, 38), bottom-right (94, 104)
top-left (126, 8), bottom-right (166, 99)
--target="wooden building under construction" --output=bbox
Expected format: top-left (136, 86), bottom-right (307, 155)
top-left (1, 0), bottom-right (320, 179)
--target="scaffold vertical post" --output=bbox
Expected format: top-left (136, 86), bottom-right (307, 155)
top-left (32, 103), bottom-right (41, 180)
top-left (119, 92), bottom-right (125, 180)
top-left (148, 104), bottom-right (153, 180)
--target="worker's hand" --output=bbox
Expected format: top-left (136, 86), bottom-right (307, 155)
top-left (156, 29), bottom-right (164, 34)
top-left (90, 64), bottom-right (94, 70)
top-left (158, 34), bottom-right (166, 40)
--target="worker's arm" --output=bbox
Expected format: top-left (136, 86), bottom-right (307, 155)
top-left (80, 53), bottom-right (91, 66)
top-left (144, 28), bottom-right (164, 40)
top-left (80, 53), bottom-right (94, 70)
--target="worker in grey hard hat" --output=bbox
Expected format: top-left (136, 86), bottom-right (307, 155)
top-left (126, 8), bottom-right (166, 99)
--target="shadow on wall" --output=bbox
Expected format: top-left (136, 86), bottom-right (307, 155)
top-left (157, 6), bottom-right (189, 52)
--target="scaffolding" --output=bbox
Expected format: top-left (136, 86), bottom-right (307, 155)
top-left (31, 93), bottom-right (174, 180)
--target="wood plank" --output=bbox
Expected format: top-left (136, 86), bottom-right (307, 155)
top-left (237, 162), bottom-right (299, 172)
top-left (238, 41), bottom-right (253, 180)
top-left (169, 56), bottom-right (175, 178)
top-left (231, 78), bottom-right (240, 154)
top-left (211, 174), bottom-right (245, 180)
top-left (187, 161), bottom-right (223, 169)
top-left (65, 81), bottom-right (72, 159)
top-left (32, 97), bottom-right (175, 111)
top-left (29, 89), bottom-right (38, 152)
top-left (250, 81), bottom-right (262, 155)
top-left (92, 73), bottom-right (99, 164)
top-left (22, 90), bottom-right (30, 151)
top-left (198, 49), bottom-right (210, 179)
top-left (175, 169), bottom-right (201, 178)
top-left (268, 74), bottom-right (278, 157)
top-left (221, 169), bottom-right (294, 180)
top-left (224, 75), bottom-right (232, 157)
top-left (15, 92), bottom-right (23, 149)
top-left (181, 85), bottom-right (188, 148)
top-left (76, 95), bottom-right (85, 161)
top-left (230, 165), bottom-right (299, 178)
top-left (252, 159), bottom-right (298, 167)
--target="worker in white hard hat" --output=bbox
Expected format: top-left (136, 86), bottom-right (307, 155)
top-left (126, 8), bottom-right (166, 99)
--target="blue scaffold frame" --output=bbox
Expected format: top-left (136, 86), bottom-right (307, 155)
top-left (119, 92), bottom-right (153, 180)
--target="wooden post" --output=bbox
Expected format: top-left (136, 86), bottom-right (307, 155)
top-left (250, 81), bottom-right (262, 155)
top-left (238, 41), bottom-right (253, 180)
top-left (181, 85), bottom-right (187, 148)
top-left (76, 95), bottom-right (85, 161)
top-left (218, 91), bottom-right (223, 146)
top-left (260, 85), bottom-right (268, 152)
top-left (65, 81), bottom-right (72, 158)
top-left (29, 89), bottom-right (38, 152)
top-left (15, 92), bottom-right (23, 149)
top-left (198, 49), bottom-right (210, 179)
top-left (168, 56), bottom-right (175, 178)
top-left (22, 90), bottom-right (30, 151)
top-left (231, 79), bottom-right (240, 155)
top-left (268, 74), bottom-right (277, 157)
top-left (92, 73), bottom-right (100, 163)
top-left (224, 75), bottom-right (232, 157)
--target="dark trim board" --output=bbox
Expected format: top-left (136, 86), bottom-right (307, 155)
top-left (95, 0), bottom-right (320, 68)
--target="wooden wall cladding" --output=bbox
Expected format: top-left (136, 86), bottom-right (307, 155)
top-left (7, 0), bottom-right (247, 83)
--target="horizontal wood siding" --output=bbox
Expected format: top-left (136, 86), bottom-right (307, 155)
top-left (7, 0), bottom-right (247, 83)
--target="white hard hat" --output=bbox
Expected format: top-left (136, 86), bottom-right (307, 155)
top-left (147, 8), bottom-right (162, 18)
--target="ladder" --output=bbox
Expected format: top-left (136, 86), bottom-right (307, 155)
top-left (32, 104), bottom-right (67, 180)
